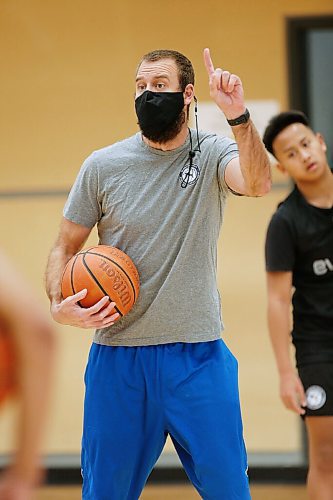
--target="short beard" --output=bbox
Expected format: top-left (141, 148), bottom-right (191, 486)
top-left (139, 110), bottom-right (186, 144)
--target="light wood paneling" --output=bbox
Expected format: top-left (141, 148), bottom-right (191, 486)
top-left (1, 0), bottom-right (332, 189)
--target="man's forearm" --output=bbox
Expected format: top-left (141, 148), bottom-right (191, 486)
top-left (45, 245), bottom-right (72, 305)
top-left (232, 119), bottom-right (271, 196)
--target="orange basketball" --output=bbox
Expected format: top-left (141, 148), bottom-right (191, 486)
top-left (0, 327), bottom-right (16, 406)
top-left (61, 245), bottom-right (140, 319)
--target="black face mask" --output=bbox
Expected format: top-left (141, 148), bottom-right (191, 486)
top-left (135, 90), bottom-right (185, 143)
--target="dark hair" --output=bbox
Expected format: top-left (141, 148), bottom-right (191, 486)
top-left (263, 110), bottom-right (310, 156)
top-left (139, 49), bottom-right (195, 91)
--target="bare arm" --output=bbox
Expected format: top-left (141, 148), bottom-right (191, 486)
top-left (224, 122), bottom-right (271, 196)
top-left (203, 47), bottom-right (271, 197)
top-left (45, 217), bottom-right (91, 305)
top-left (267, 271), bottom-right (306, 415)
top-left (0, 249), bottom-right (55, 498)
top-left (45, 217), bottom-right (119, 328)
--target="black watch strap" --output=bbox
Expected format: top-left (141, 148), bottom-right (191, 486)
top-left (227, 108), bottom-right (250, 126)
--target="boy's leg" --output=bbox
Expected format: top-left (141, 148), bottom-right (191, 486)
top-left (81, 344), bottom-right (167, 500)
top-left (164, 340), bottom-right (251, 500)
top-left (299, 362), bottom-right (333, 499)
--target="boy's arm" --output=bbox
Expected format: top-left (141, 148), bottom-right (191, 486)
top-left (267, 270), bottom-right (306, 415)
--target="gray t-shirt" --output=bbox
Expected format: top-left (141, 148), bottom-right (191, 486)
top-left (64, 130), bottom-right (239, 346)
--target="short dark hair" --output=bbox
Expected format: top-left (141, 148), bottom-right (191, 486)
top-left (139, 49), bottom-right (195, 91)
top-left (263, 110), bottom-right (310, 156)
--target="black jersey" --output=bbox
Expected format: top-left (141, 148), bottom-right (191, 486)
top-left (265, 186), bottom-right (333, 365)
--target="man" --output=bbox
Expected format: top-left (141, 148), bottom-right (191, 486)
top-left (263, 111), bottom-right (333, 499)
top-left (45, 48), bottom-right (271, 499)
top-left (0, 249), bottom-right (55, 500)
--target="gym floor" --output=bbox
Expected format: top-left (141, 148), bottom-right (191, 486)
top-left (34, 484), bottom-right (306, 499)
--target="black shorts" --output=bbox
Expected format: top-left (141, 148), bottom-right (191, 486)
top-left (298, 363), bottom-right (333, 417)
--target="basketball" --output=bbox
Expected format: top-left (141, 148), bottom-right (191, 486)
top-left (0, 327), bottom-right (16, 406)
top-left (61, 245), bottom-right (140, 318)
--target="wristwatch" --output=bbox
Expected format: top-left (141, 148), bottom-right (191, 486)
top-left (227, 108), bottom-right (250, 127)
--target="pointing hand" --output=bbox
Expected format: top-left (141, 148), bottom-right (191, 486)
top-left (203, 47), bottom-right (246, 120)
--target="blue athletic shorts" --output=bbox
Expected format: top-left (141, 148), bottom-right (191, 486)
top-left (81, 339), bottom-right (250, 500)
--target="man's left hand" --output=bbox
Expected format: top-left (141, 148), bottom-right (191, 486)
top-left (203, 47), bottom-right (246, 121)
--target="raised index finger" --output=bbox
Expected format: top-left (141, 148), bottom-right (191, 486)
top-left (203, 47), bottom-right (215, 76)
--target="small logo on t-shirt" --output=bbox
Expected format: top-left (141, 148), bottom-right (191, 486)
top-left (306, 385), bottom-right (327, 410)
top-left (179, 162), bottom-right (200, 188)
top-left (313, 258), bottom-right (333, 276)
